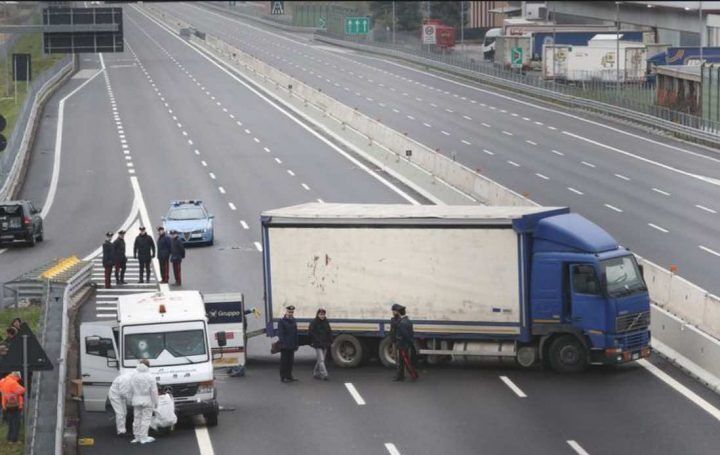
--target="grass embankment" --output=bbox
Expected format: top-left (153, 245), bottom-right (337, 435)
top-left (0, 31), bottom-right (64, 142)
top-left (0, 305), bottom-right (41, 454)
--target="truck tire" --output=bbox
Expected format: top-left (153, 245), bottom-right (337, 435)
top-left (548, 335), bottom-right (588, 374)
top-left (204, 411), bottom-right (218, 427)
top-left (330, 334), bottom-right (363, 368)
top-left (378, 336), bottom-right (396, 368)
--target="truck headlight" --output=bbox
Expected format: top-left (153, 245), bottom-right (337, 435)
top-left (198, 380), bottom-right (215, 394)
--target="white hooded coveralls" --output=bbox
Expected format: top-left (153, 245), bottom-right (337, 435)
top-left (129, 363), bottom-right (159, 441)
top-left (108, 372), bottom-right (134, 434)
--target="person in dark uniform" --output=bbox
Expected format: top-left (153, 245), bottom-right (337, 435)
top-left (102, 232), bottom-right (115, 289)
top-left (277, 305), bottom-right (299, 383)
top-left (113, 230), bottom-right (127, 285)
top-left (389, 303), bottom-right (402, 363)
top-left (133, 226), bottom-right (156, 283)
top-left (169, 230), bottom-right (185, 286)
top-left (156, 226), bottom-right (171, 284)
top-left (393, 305), bottom-right (418, 382)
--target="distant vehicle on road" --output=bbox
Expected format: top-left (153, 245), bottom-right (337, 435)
top-left (0, 200), bottom-right (43, 246)
top-left (162, 200), bottom-right (214, 246)
top-left (260, 203), bottom-right (652, 374)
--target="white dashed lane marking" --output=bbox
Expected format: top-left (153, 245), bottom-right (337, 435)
top-left (648, 223), bottom-right (669, 233)
top-left (604, 203), bottom-right (623, 213)
top-left (696, 205), bottom-right (717, 214)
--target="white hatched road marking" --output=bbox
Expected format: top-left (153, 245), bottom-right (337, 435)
top-left (567, 440), bottom-right (590, 455)
top-left (385, 443), bottom-right (401, 455)
top-left (499, 376), bottom-right (527, 398)
top-left (344, 383), bottom-right (366, 405)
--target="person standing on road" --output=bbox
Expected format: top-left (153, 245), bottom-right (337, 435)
top-left (102, 232), bottom-right (115, 288)
top-left (277, 305), bottom-right (299, 383)
top-left (113, 230), bottom-right (128, 285)
top-left (389, 303), bottom-right (402, 365)
top-left (0, 371), bottom-right (25, 444)
top-left (156, 226), bottom-right (171, 284)
top-left (133, 226), bottom-right (156, 284)
top-left (169, 230), bottom-right (186, 286)
top-left (108, 371), bottom-right (134, 436)
top-left (308, 308), bottom-right (332, 381)
top-left (129, 359), bottom-right (159, 444)
top-left (394, 305), bottom-right (418, 382)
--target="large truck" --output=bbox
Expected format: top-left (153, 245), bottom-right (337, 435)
top-left (261, 204), bottom-right (651, 373)
top-left (80, 290), bottom-right (247, 426)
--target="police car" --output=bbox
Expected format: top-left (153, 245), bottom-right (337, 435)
top-left (162, 200), bottom-right (214, 246)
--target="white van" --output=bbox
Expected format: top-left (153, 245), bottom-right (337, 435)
top-left (80, 290), bottom-right (245, 426)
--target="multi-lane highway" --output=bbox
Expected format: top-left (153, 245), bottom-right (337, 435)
top-left (2, 3), bottom-right (720, 455)
top-left (158, 2), bottom-right (720, 297)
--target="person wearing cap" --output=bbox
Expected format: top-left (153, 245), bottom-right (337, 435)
top-left (113, 230), bottom-right (128, 285)
top-left (133, 227), bottom-right (156, 284)
top-left (393, 305), bottom-right (418, 382)
top-left (102, 232), bottom-right (115, 288)
top-left (277, 305), bottom-right (299, 382)
top-left (156, 226), bottom-right (172, 284)
top-left (308, 308), bottom-right (332, 380)
top-left (170, 230), bottom-right (186, 286)
top-left (0, 371), bottom-right (25, 444)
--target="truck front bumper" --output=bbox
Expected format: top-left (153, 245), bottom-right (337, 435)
top-left (591, 345), bottom-right (652, 365)
top-left (175, 398), bottom-right (218, 416)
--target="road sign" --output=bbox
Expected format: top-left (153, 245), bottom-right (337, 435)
top-left (511, 47), bottom-right (523, 68)
top-left (344, 16), bottom-right (369, 35)
top-left (270, 1), bottom-right (284, 15)
top-left (422, 24), bottom-right (436, 45)
top-left (318, 16), bottom-right (326, 30)
top-left (43, 7), bottom-right (123, 54)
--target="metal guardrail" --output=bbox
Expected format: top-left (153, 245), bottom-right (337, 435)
top-left (0, 54), bottom-right (75, 201)
top-left (312, 34), bottom-right (720, 149)
top-left (3, 257), bottom-right (90, 308)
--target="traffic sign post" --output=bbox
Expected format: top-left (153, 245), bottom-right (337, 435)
top-left (511, 47), bottom-right (523, 69)
top-left (344, 16), bottom-right (369, 36)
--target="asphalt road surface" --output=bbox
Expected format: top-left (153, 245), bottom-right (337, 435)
top-left (3, 3), bottom-right (720, 455)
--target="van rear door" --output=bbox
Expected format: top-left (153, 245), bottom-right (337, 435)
top-left (203, 293), bottom-right (246, 369)
top-left (80, 321), bottom-right (119, 412)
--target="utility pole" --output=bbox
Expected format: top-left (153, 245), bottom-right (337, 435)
top-left (460, 1), bottom-right (464, 51)
top-left (700, 1), bottom-right (704, 63)
top-left (616, 1), bottom-right (621, 88)
top-left (392, 0), bottom-right (396, 46)
top-left (553, 2), bottom-right (557, 79)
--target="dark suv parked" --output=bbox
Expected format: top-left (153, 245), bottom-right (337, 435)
top-left (0, 200), bottom-right (43, 246)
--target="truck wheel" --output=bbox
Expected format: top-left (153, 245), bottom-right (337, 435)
top-left (516, 345), bottom-right (538, 368)
top-left (378, 336), bottom-right (396, 368)
top-left (330, 334), bottom-right (363, 368)
top-left (204, 412), bottom-right (218, 427)
top-left (549, 335), bottom-right (588, 374)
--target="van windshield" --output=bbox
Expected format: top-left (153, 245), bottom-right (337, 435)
top-left (602, 255), bottom-right (647, 298)
top-left (124, 329), bottom-right (207, 366)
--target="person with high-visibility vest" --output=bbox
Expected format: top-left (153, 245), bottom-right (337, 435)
top-left (0, 372), bottom-right (25, 444)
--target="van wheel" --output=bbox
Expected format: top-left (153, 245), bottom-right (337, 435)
top-left (37, 228), bottom-right (43, 242)
top-left (330, 334), bottom-right (363, 368)
top-left (204, 412), bottom-right (218, 427)
top-left (549, 335), bottom-right (588, 374)
top-left (378, 336), bottom-right (396, 368)
top-left (27, 231), bottom-right (36, 246)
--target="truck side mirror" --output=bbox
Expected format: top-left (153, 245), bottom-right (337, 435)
top-left (216, 331), bottom-right (227, 347)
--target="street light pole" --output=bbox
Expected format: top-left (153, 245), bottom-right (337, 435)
top-left (460, 1), bottom-right (464, 51)
top-left (616, 1), bottom-right (621, 87)
top-left (700, 1), bottom-right (704, 63)
top-left (392, 0), bottom-right (396, 46)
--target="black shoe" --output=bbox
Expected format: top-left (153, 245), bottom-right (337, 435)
top-left (393, 377), bottom-right (405, 382)
top-left (139, 280), bottom-right (144, 284)
top-left (288, 377), bottom-right (299, 382)
top-left (322, 377), bottom-right (329, 381)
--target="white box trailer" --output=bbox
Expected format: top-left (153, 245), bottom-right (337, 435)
top-left (543, 43), bottom-right (647, 82)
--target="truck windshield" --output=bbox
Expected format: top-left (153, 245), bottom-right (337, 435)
top-left (124, 329), bottom-right (207, 366)
top-left (601, 256), bottom-right (647, 298)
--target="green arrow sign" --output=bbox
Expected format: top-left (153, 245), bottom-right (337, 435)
top-left (511, 47), bottom-right (523, 68)
top-left (345, 16), bottom-right (369, 35)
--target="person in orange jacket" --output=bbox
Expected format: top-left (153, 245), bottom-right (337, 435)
top-left (0, 372), bottom-right (25, 444)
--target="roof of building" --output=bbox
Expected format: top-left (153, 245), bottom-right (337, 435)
top-left (656, 64), bottom-right (702, 81)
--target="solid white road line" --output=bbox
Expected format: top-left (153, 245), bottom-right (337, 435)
top-left (344, 383), bottom-right (366, 405)
top-left (567, 440), bottom-right (590, 455)
top-left (639, 359), bottom-right (720, 422)
top-left (254, 241), bottom-right (262, 252)
top-left (195, 425), bottom-right (215, 455)
top-left (568, 187), bottom-right (584, 195)
top-left (699, 245), bottom-right (720, 257)
top-left (648, 223), bottom-right (669, 233)
top-left (499, 376), bottom-right (527, 398)
top-left (604, 204), bottom-right (623, 213)
top-left (696, 204), bottom-right (717, 214)
top-left (385, 443), bottom-right (401, 455)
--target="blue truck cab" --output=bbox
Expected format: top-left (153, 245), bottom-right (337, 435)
top-left (528, 212), bottom-right (651, 372)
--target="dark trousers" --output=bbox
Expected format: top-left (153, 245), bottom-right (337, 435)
top-left (114, 260), bottom-right (126, 284)
top-left (104, 265), bottom-right (113, 288)
top-left (172, 261), bottom-right (182, 286)
top-left (138, 260), bottom-right (151, 282)
top-left (396, 348), bottom-right (418, 380)
top-left (280, 349), bottom-right (295, 380)
top-left (159, 257), bottom-right (169, 283)
top-left (5, 408), bottom-right (20, 442)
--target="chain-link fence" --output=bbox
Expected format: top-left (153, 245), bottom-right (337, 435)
top-left (0, 55), bottom-right (72, 198)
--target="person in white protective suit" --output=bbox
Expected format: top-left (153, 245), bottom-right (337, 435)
top-left (129, 359), bottom-right (159, 444)
top-left (108, 371), bottom-right (134, 436)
